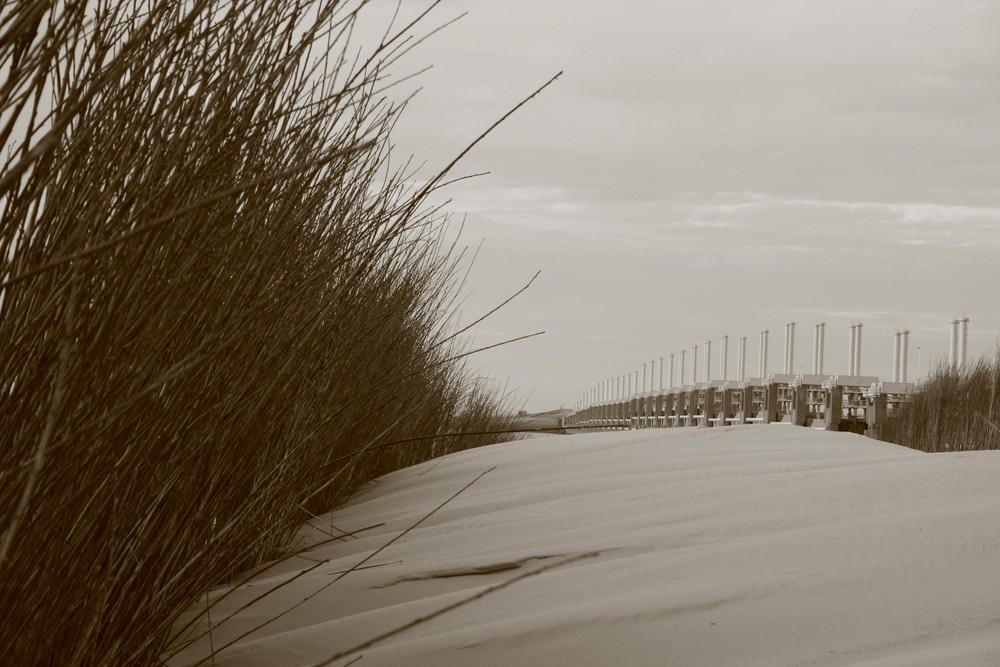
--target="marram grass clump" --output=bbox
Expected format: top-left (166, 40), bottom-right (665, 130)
top-left (0, 2), bottom-right (522, 664)
top-left (879, 350), bottom-right (1000, 453)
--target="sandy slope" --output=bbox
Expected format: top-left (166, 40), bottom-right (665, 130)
top-left (168, 426), bottom-right (1000, 666)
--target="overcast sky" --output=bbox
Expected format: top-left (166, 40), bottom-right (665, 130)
top-left (365, 0), bottom-right (1000, 412)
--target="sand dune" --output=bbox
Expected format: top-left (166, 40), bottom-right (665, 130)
top-left (168, 426), bottom-right (1000, 666)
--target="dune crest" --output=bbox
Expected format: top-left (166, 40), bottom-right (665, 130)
top-left (169, 426), bottom-right (1000, 666)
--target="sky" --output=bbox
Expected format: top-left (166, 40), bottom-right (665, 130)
top-left (362, 0), bottom-right (1000, 412)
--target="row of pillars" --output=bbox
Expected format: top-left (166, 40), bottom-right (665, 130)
top-left (575, 318), bottom-right (970, 412)
top-left (566, 379), bottom-right (893, 438)
top-left (578, 321), bottom-right (838, 410)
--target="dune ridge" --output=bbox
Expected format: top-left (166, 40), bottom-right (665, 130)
top-left (168, 425), bottom-right (1000, 666)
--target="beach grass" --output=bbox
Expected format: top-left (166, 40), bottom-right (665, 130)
top-left (879, 350), bottom-right (1000, 453)
top-left (0, 2), bottom-right (524, 664)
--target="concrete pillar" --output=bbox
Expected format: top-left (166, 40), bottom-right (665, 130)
top-left (759, 330), bottom-right (769, 378)
top-left (848, 324), bottom-right (857, 376)
top-left (901, 330), bottom-right (909, 383)
top-left (855, 323), bottom-right (863, 375)
top-left (892, 330), bottom-right (903, 382)
top-left (866, 393), bottom-right (887, 439)
top-left (704, 386), bottom-right (716, 427)
top-left (813, 324), bottom-right (820, 374)
top-left (764, 384), bottom-right (778, 424)
top-left (704, 340), bottom-right (712, 383)
top-left (738, 336), bottom-right (746, 382)
top-left (786, 322), bottom-right (795, 373)
top-left (669, 353), bottom-right (675, 388)
top-left (686, 388), bottom-right (697, 426)
top-left (792, 384), bottom-right (808, 427)
top-left (692, 346), bottom-right (699, 384)
top-left (949, 319), bottom-right (959, 368)
top-left (642, 363), bottom-right (648, 394)
top-left (740, 385), bottom-right (753, 424)
top-left (825, 386), bottom-right (843, 431)
top-left (959, 317), bottom-right (969, 368)
top-left (720, 335), bottom-right (729, 381)
top-left (659, 356), bottom-right (664, 391)
top-left (721, 388), bottom-right (733, 426)
top-left (783, 323), bottom-right (790, 373)
top-left (818, 322), bottom-right (825, 375)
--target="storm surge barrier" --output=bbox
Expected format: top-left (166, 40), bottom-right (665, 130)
top-left (564, 319), bottom-right (971, 439)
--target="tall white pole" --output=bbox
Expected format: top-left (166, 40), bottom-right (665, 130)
top-left (849, 324), bottom-right (857, 376)
top-left (739, 336), bottom-right (747, 382)
top-left (720, 335), bottom-right (729, 381)
top-left (659, 357), bottom-right (664, 391)
top-left (901, 330), bottom-right (910, 383)
top-left (758, 331), bottom-right (763, 377)
top-left (949, 319), bottom-right (959, 368)
top-left (642, 363), bottom-right (648, 394)
top-left (789, 322), bottom-right (795, 373)
top-left (692, 345), bottom-right (699, 384)
top-left (818, 322), bottom-right (825, 375)
top-left (704, 340), bottom-right (712, 383)
top-left (783, 323), bottom-right (790, 373)
top-left (680, 350), bottom-right (686, 387)
top-left (855, 323), bottom-right (863, 375)
top-left (669, 354), bottom-right (675, 388)
top-left (761, 330), bottom-right (769, 378)
top-left (959, 317), bottom-right (969, 368)
top-left (813, 324), bottom-right (820, 374)
top-left (892, 331), bottom-right (901, 382)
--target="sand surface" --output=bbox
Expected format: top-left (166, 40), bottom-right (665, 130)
top-left (168, 425), bottom-right (1000, 666)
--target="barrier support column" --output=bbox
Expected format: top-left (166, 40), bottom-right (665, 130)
top-left (792, 385), bottom-right (808, 427)
top-left (764, 384), bottom-right (778, 424)
top-left (740, 385), bottom-right (753, 424)
top-left (704, 387), bottom-right (716, 427)
top-left (866, 393), bottom-right (887, 439)
top-left (721, 388), bottom-right (733, 426)
top-left (825, 386), bottom-right (843, 431)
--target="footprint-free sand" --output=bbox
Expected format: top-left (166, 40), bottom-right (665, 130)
top-left (169, 425), bottom-right (1000, 666)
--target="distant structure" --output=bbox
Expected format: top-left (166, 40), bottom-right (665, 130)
top-left (566, 317), bottom-right (973, 438)
top-left (891, 330), bottom-right (911, 382)
top-left (847, 322), bottom-right (863, 376)
top-left (812, 323), bottom-right (826, 375)
top-left (782, 322), bottom-right (794, 374)
top-left (948, 317), bottom-right (970, 369)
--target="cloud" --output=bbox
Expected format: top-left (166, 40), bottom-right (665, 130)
top-left (366, 0), bottom-right (1000, 410)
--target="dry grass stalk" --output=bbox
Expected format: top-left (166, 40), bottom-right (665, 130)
top-left (0, 2), bottom-right (527, 664)
top-left (879, 349), bottom-right (1000, 452)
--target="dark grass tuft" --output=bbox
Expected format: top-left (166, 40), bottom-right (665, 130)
top-left (879, 350), bottom-right (1000, 452)
top-left (0, 2), bottom-right (523, 664)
